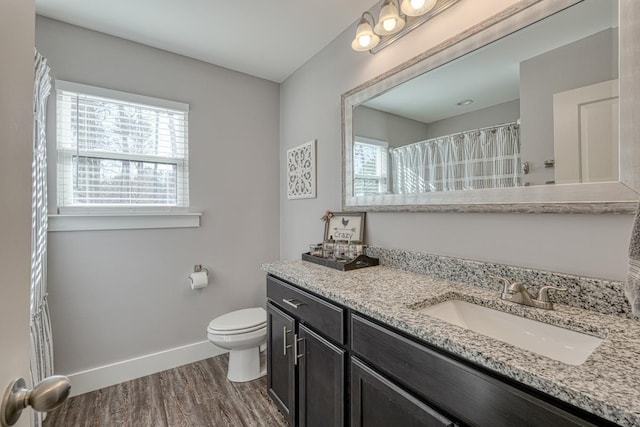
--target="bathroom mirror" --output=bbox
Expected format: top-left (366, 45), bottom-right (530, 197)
top-left (342, 0), bottom-right (640, 213)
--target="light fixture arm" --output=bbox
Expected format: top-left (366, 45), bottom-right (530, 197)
top-left (361, 11), bottom-right (376, 27)
top-left (393, 0), bottom-right (407, 19)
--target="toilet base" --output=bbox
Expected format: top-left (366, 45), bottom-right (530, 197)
top-left (227, 347), bottom-right (265, 383)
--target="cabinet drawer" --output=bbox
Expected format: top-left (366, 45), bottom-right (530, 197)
top-left (267, 275), bottom-right (344, 344)
top-left (351, 314), bottom-right (599, 427)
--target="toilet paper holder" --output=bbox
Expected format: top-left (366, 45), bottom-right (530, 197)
top-left (193, 264), bottom-right (209, 275)
top-left (188, 265), bottom-right (210, 289)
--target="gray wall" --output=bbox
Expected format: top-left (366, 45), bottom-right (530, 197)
top-left (280, 1), bottom-right (633, 282)
top-left (426, 99), bottom-right (520, 139)
top-left (520, 28), bottom-right (618, 185)
top-left (36, 17), bottom-right (280, 375)
top-left (353, 106), bottom-right (428, 148)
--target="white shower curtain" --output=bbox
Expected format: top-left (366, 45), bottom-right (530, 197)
top-left (31, 50), bottom-right (54, 427)
top-left (392, 123), bottom-right (522, 194)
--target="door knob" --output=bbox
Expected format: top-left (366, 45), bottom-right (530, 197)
top-left (1, 375), bottom-right (71, 426)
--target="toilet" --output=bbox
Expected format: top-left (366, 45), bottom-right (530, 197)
top-left (207, 307), bottom-right (267, 382)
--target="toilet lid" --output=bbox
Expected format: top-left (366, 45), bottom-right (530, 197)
top-left (208, 307), bottom-right (266, 333)
top-left (208, 323), bottom-right (266, 336)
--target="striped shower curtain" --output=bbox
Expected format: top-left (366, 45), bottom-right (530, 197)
top-left (392, 123), bottom-right (522, 194)
top-left (31, 50), bottom-right (54, 427)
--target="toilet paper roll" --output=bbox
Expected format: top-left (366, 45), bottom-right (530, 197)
top-left (189, 271), bottom-right (208, 289)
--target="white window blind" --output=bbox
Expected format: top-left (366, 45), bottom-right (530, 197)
top-left (353, 137), bottom-right (389, 196)
top-left (56, 81), bottom-right (189, 214)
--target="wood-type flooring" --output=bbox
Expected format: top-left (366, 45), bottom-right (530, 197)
top-left (43, 354), bottom-right (287, 426)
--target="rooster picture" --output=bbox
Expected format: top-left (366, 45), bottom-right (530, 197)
top-left (326, 213), bottom-right (363, 241)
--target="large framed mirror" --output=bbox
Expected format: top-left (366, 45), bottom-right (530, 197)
top-left (342, 0), bottom-right (639, 213)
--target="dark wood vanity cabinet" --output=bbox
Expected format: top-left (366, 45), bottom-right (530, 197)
top-left (266, 275), bottom-right (618, 427)
top-left (350, 314), bottom-right (605, 427)
top-left (266, 276), bottom-right (346, 427)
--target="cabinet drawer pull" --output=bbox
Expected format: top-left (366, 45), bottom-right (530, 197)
top-left (283, 327), bottom-right (292, 356)
top-left (282, 298), bottom-right (305, 309)
top-left (293, 334), bottom-right (305, 365)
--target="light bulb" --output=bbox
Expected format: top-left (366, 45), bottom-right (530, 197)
top-left (358, 34), bottom-right (372, 48)
top-left (382, 17), bottom-right (397, 32)
top-left (401, 0), bottom-right (436, 16)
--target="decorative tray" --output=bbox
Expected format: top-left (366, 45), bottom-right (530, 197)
top-left (301, 252), bottom-right (379, 271)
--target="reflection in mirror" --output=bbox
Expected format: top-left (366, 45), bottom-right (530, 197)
top-left (352, 0), bottom-right (618, 197)
top-left (342, 0), bottom-right (640, 213)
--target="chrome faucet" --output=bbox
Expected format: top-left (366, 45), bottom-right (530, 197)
top-left (489, 275), bottom-right (566, 310)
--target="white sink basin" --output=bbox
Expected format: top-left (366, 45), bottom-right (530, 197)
top-left (417, 300), bottom-right (603, 366)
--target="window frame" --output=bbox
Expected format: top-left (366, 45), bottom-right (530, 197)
top-left (353, 136), bottom-right (390, 196)
top-left (51, 81), bottom-right (199, 231)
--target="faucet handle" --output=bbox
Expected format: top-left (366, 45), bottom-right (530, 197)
top-left (489, 275), bottom-right (512, 294)
top-left (537, 286), bottom-right (567, 302)
top-left (508, 282), bottom-right (527, 293)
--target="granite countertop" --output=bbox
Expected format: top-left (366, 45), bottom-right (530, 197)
top-left (263, 260), bottom-right (640, 426)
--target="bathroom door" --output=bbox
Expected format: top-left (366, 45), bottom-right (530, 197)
top-left (553, 79), bottom-right (619, 184)
top-left (0, 0), bottom-right (36, 426)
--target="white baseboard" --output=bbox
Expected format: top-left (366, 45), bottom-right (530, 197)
top-left (66, 341), bottom-right (227, 397)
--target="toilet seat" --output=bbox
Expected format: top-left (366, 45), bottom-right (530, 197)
top-left (208, 323), bottom-right (266, 336)
top-left (207, 307), bottom-right (266, 335)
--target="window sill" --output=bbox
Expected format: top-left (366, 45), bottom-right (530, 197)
top-left (48, 213), bottom-right (201, 232)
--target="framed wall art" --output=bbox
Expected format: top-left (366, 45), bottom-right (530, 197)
top-left (287, 140), bottom-right (316, 199)
top-left (324, 212), bottom-right (365, 242)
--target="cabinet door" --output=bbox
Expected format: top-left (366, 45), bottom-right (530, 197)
top-left (298, 324), bottom-right (345, 427)
top-left (267, 303), bottom-right (296, 425)
top-left (351, 358), bottom-right (456, 427)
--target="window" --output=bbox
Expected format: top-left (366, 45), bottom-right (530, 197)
top-left (56, 81), bottom-right (189, 214)
top-left (353, 137), bottom-right (389, 196)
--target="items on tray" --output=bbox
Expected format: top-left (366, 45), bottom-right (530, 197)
top-left (310, 239), bottom-right (366, 262)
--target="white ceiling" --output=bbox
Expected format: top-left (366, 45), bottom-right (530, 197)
top-left (35, 0), bottom-right (380, 83)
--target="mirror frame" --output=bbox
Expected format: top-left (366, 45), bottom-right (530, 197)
top-left (342, 0), bottom-right (639, 214)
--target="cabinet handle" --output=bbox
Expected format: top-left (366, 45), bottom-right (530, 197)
top-left (293, 334), bottom-right (304, 366)
top-left (282, 299), bottom-right (305, 309)
top-left (283, 327), bottom-right (292, 356)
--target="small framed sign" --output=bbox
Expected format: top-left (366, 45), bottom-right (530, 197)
top-left (324, 212), bottom-right (365, 242)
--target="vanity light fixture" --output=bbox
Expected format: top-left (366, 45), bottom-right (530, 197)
top-left (352, 0), bottom-right (460, 54)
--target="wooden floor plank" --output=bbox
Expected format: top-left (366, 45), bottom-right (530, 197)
top-left (42, 389), bottom-right (102, 427)
top-left (44, 354), bottom-right (287, 427)
top-left (100, 373), bottom-right (168, 427)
